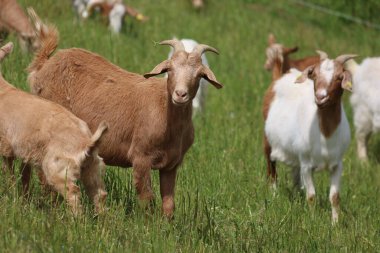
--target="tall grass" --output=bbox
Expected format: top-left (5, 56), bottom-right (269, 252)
top-left (1, 0), bottom-right (380, 252)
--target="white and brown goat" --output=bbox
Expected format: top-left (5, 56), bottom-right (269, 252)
top-left (263, 50), bottom-right (356, 223)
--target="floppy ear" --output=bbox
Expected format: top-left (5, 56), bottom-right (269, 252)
top-left (284, 46), bottom-right (298, 55)
top-left (295, 65), bottom-right (314, 84)
top-left (341, 71), bottom-right (353, 92)
top-left (201, 66), bottom-right (223, 89)
top-left (144, 60), bottom-right (170, 78)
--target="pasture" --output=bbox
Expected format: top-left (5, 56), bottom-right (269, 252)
top-left (1, 0), bottom-right (380, 252)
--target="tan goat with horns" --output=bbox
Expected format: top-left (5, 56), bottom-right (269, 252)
top-left (27, 8), bottom-right (223, 218)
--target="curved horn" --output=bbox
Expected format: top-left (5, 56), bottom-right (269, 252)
top-left (335, 54), bottom-right (358, 64)
top-left (159, 39), bottom-right (185, 53)
top-left (316, 50), bottom-right (328, 61)
top-left (192, 44), bottom-right (219, 57)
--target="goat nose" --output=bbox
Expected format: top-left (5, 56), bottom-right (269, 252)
top-left (175, 90), bottom-right (188, 98)
top-left (316, 90), bottom-right (327, 100)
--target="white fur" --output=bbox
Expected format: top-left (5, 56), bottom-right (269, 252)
top-left (265, 68), bottom-right (350, 223)
top-left (109, 3), bottom-right (125, 33)
top-left (348, 57), bottom-right (380, 160)
top-left (320, 59), bottom-right (335, 84)
top-left (167, 38), bottom-right (209, 114)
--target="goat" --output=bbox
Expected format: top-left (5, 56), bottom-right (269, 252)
top-left (0, 42), bottom-right (108, 214)
top-left (0, 0), bottom-right (39, 52)
top-left (167, 38), bottom-right (209, 114)
top-left (78, 0), bottom-right (148, 33)
top-left (263, 50), bottom-right (356, 223)
top-left (264, 33), bottom-right (319, 80)
top-left (26, 10), bottom-right (223, 218)
top-left (345, 58), bottom-right (380, 161)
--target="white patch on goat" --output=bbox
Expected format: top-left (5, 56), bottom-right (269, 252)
top-left (109, 3), bottom-right (125, 33)
top-left (316, 89), bottom-right (327, 98)
top-left (320, 59), bottom-right (335, 84)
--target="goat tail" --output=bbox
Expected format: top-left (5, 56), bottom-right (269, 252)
top-left (0, 42), bottom-right (13, 62)
top-left (88, 121), bottom-right (108, 155)
top-left (27, 8), bottom-right (59, 73)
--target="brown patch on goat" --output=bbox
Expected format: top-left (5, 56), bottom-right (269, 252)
top-left (262, 57), bottom-right (283, 183)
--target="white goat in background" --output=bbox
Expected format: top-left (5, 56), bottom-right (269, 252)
top-left (346, 58), bottom-right (380, 161)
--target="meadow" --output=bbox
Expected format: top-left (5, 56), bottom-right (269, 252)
top-left (1, 0), bottom-right (380, 252)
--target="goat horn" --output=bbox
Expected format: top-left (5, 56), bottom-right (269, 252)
top-left (335, 54), bottom-right (358, 64)
top-left (192, 44), bottom-right (219, 57)
top-left (159, 39), bottom-right (185, 53)
top-left (316, 50), bottom-right (328, 61)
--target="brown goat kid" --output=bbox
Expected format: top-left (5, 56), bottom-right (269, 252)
top-left (27, 11), bottom-right (223, 218)
top-left (0, 42), bottom-right (108, 214)
top-left (0, 0), bottom-right (40, 52)
top-left (264, 34), bottom-right (319, 80)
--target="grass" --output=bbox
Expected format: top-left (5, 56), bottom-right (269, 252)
top-left (1, 0), bottom-right (380, 252)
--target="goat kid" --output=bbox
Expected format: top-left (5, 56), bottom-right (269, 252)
top-left (0, 42), bottom-right (108, 214)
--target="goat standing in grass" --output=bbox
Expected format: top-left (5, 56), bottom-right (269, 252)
top-left (27, 9), bottom-right (223, 218)
top-left (263, 50), bottom-right (356, 223)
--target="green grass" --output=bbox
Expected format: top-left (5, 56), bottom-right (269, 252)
top-left (1, 0), bottom-right (380, 252)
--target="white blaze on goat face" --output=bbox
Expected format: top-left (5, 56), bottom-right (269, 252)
top-left (320, 59), bottom-right (335, 84)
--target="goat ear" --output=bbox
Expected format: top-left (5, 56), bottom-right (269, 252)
top-left (341, 71), bottom-right (353, 92)
top-left (201, 66), bottom-right (223, 89)
top-left (144, 60), bottom-right (170, 78)
top-left (284, 46), bottom-right (298, 55)
top-left (295, 65), bottom-right (314, 84)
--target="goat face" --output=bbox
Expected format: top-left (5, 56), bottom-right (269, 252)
top-left (295, 51), bottom-right (356, 107)
top-left (144, 39), bottom-right (223, 106)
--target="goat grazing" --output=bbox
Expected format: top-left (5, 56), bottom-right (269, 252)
top-left (78, 0), bottom-right (148, 33)
top-left (264, 34), bottom-right (319, 80)
top-left (263, 50), bottom-right (355, 223)
top-left (346, 58), bottom-right (380, 161)
top-left (0, 42), bottom-right (108, 214)
top-left (27, 10), bottom-right (223, 218)
top-left (167, 38), bottom-right (209, 114)
top-left (0, 0), bottom-right (40, 52)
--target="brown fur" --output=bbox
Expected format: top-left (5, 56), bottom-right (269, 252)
top-left (0, 0), bottom-right (40, 52)
top-left (297, 61), bottom-right (351, 138)
top-left (27, 20), bottom-right (222, 218)
top-left (0, 42), bottom-right (107, 214)
top-left (262, 57), bottom-right (283, 183)
top-left (264, 34), bottom-right (319, 76)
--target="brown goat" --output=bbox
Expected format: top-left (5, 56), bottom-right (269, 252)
top-left (27, 10), bottom-right (223, 218)
top-left (0, 42), bottom-right (108, 214)
top-left (0, 0), bottom-right (40, 52)
top-left (264, 34), bottom-right (319, 80)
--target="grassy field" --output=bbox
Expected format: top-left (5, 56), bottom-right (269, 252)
top-left (1, 0), bottom-right (380, 252)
